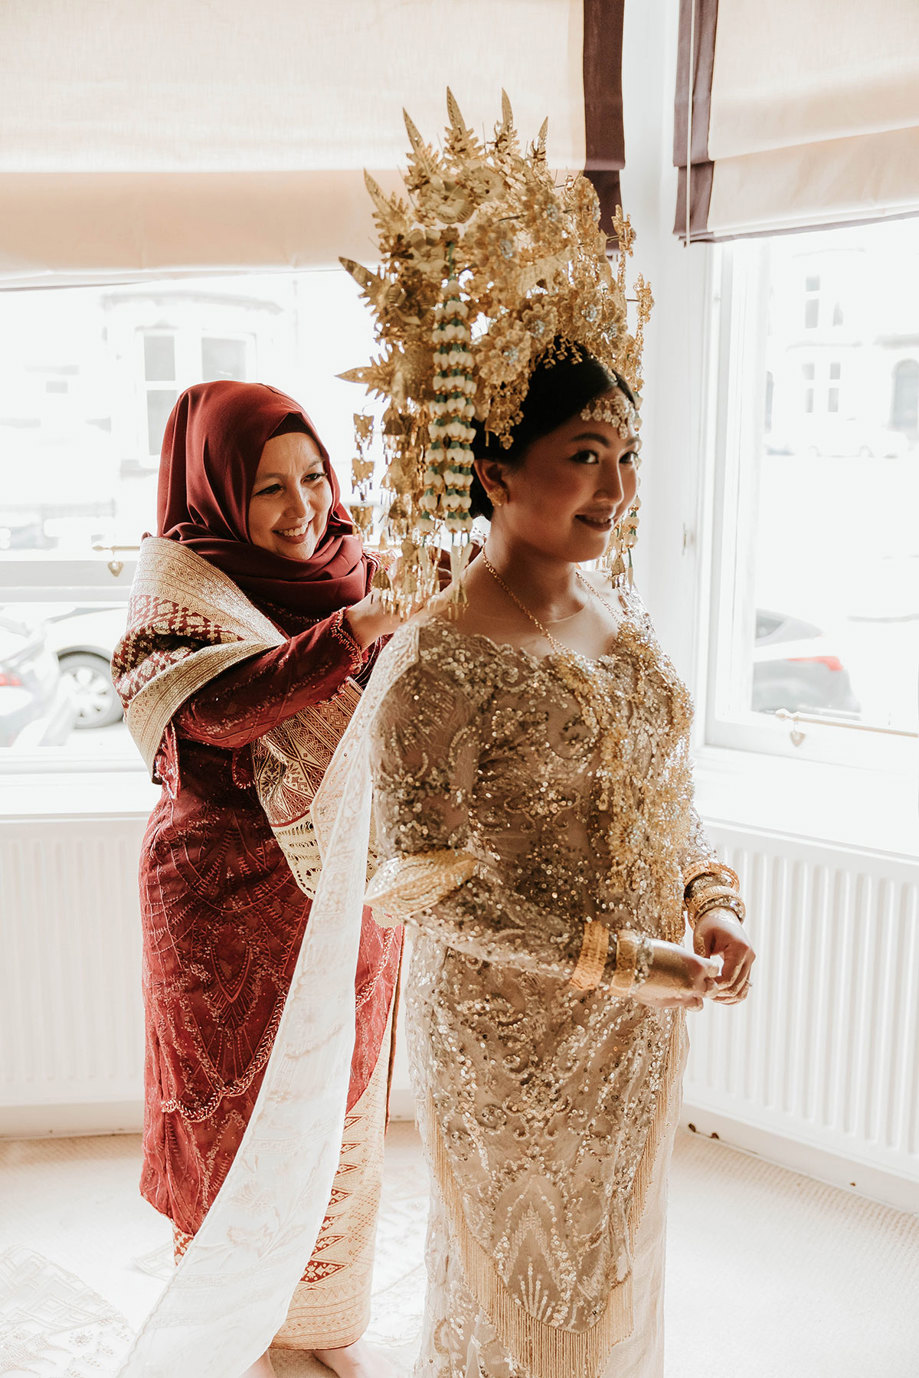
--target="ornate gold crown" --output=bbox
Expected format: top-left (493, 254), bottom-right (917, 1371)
top-left (340, 91), bottom-right (652, 604)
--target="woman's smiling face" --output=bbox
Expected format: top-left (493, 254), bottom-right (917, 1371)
top-left (476, 388), bottom-right (639, 562)
top-left (247, 432), bottom-right (334, 561)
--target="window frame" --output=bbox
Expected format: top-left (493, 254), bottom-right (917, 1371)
top-left (702, 241), bottom-right (918, 776)
top-left (0, 553), bottom-right (140, 776)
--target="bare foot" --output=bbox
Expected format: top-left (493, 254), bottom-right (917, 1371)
top-left (313, 1339), bottom-right (397, 1377)
top-left (240, 1353), bottom-right (276, 1378)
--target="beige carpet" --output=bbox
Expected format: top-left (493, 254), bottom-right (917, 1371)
top-left (1, 1124), bottom-right (917, 1377)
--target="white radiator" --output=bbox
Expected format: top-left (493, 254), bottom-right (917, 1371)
top-left (2, 812), bottom-right (917, 1208)
top-left (0, 816), bottom-right (147, 1136)
top-left (685, 824), bottom-right (919, 1209)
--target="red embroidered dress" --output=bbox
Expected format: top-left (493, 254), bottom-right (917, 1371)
top-left (139, 587), bottom-right (399, 1237)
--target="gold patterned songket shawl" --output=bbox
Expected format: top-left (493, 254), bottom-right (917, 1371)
top-left (113, 537), bottom-right (363, 898)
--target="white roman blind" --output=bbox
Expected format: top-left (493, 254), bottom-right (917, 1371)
top-left (674, 0), bottom-right (919, 241)
top-left (0, 0), bottom-right (592, 285)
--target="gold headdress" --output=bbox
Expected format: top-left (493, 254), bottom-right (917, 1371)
top-left (341, 91), bottom-right (653, 603)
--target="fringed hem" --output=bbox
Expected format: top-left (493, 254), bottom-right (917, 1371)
top-left (428, 1011), bottom-right (685, 1378)
top-left (628, 1013), bottom-right (685, 1233)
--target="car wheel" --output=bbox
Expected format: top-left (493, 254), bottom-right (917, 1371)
top-left (58, 653), bottom-right (123, 728)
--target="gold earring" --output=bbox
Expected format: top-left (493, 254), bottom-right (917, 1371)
top-left (490, 488), bottom-right (507, 508)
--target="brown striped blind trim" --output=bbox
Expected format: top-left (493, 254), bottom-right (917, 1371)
top-left (583, 0), bottom-right (626, 241)
top-left (673, 0), bottom-right (719, 241)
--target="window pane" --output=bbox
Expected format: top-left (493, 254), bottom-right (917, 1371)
top-left (719, 223), bottom-right (919, 742)
top-left (891, 360), bottom-right (919, 430)
top-left (144, 334), bottom-right (176, 382)
top-left (146, 388), bottom-right (178, 457)
top-left (0, 597), bottom-right (129, 758)
top-left (0, 268), bottom-right (377, 768)
top-left (804, 298), bottom-right (819, 328)
top-left (201, 337), bottom-right (247, 382)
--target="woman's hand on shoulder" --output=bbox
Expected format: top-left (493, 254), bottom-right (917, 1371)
top-left (631, 939), bottom-right (719, 1012)
top-left (345, 582), bottom-right (440, 648)
top-left (344, 591), bottom-right (405, 648)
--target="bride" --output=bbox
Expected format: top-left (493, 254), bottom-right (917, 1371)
top-left (362, 342), bottom-right (754, 1378)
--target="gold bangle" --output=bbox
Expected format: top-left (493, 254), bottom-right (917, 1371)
top-left (569, 919), bottom-right (609, 992)
top-left (686, 883), bottom-right (742, 915)
top-left (691, 894), bottom-right (746, 926)
top-left (686, 871), bottom-right (738, 900)
top-left (682, 862), bottom-right (739, 897)
top-left (610, 931), bottom-right (637, 995)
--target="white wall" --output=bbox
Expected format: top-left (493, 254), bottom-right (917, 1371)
top-left (619, 0), bottom-right (713, 688)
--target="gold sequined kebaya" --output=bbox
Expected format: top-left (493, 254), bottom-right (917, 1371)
top-left (364, 587), bottom-right (722, 1378)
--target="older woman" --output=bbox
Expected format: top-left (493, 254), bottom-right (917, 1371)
top-left (113, 380), bottom-right (403, 1378)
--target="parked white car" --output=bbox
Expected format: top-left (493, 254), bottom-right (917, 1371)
top-left (41, 604), bottom-right (127, 728)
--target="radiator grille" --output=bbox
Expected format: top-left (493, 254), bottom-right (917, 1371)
top-left (687, 825), bottom-right (919, 1184)
top-left (0, 819), bottom-right (146, 1119)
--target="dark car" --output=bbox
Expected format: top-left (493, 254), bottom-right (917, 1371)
top-left (753, 609), bottom-right (860, 716)
top-left (0, 610), bottom-right (76, 749)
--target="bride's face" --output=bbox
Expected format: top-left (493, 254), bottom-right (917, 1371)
top-left (481, 389), bottom-right (639, 563)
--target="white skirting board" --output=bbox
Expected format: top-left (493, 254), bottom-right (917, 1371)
top-left (2, 812), bottom-right (917, 1212)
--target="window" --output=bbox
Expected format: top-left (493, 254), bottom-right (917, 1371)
top-left (891, 359), bottom-right (919, 432)
top-left (0, 269), bottom-right (375, 771)
top-left (802, 362), bottom-right (815, 413)
top-left (827, 361), bottom-right (840, 413)
top-left (201, 336), bottom-right (247, 382)
top-left (143, 333), bottom-right (179, 457)
top-left (707, 221), bottom-right (919, 769)
top-left (764, 372), bottom-right (774, 432)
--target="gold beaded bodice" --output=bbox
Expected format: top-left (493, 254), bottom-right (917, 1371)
top-left (372, 591), bottom-right (699, 955)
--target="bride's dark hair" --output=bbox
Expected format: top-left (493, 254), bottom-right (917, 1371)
top-left (470, 339), bottom-right (636, 520)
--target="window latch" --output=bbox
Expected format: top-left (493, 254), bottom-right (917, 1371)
top-left (92, 544), bottom-right (140, 578)
top-left (775, 709), bottom-right (807, 747)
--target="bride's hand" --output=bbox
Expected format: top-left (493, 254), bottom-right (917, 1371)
top-left (631, 939), bottom-right (719, 1012)
top-left (693, 908), bottom-right (755, 1004)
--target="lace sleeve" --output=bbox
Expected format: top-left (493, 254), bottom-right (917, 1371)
top-left (679, 799), bottom-right (722, 879)
top-left (175, 609), bottom-right (365, 749)
top-left (368, 649), bottom-right (611, 982)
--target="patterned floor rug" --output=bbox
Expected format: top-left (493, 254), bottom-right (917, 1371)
top-left (0, 1247), bottom-right (133, 1377)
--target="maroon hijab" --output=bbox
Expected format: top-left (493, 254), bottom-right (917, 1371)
top-left (157, 381), bottom-right (367, 617)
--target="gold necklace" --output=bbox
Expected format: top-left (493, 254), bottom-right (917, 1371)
top-left (480, 551), bottom-right (615, 659)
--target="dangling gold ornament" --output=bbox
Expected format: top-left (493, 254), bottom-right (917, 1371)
top-left (349, 413), bottom-right (376, 539)
top-left (339, 90), bottom-right (651, 609)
